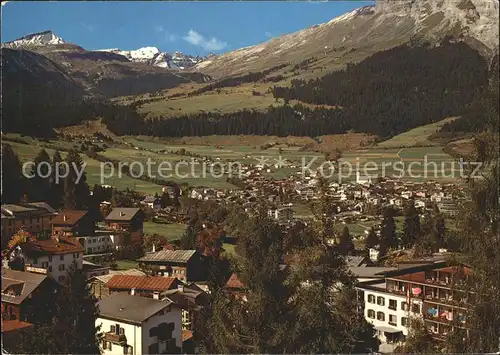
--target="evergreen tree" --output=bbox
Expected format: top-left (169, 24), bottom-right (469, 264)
top-left (394, 318), bottom-right (439, 353)
top-left (339, 225), bottom-right (354, 255)
top-left (49, 150), bottom-right (65, 209)
top-left (401, 199), bottom-right (421, 248)
top-left (160, 190), bottom-right (171, 208)
top-left (365, 227), bottom-right (379, 249)
top-left (379, 207), bottom-right (398, 256)
top-left (29, 148), bottom-right (52, 202)
top-left (1, 144), bottom-right (26, 203)
top-left (64, 149), bottom-right (90, 210)
top-left (310, 177), bottom-right (337, 245)
top-left (52, 263), bottom-right (101, 354)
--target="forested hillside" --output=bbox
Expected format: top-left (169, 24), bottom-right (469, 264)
top-left (104, 41), bottom-right (490, 139)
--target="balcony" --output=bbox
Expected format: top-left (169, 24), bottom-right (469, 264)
top-left (104, 332), bottom-right (127, 344)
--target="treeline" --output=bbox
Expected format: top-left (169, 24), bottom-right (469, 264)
top-left (186, 63), bottom-right (289, 96)
top-left (271, 41), bottom-right (488, 138)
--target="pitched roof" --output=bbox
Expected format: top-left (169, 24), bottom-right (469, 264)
top-left (20, 237), bottom-right (84, 255)
top-left (226, 273), bottom-right (244, 289)
top-left (1, 269), bottom-right (47, 305)
top-left (97, 293), bottom-right (173, 325)
top-left (91, 269), bottom-right (146, 284)
top-left (1, 320), bottom-right (33, 333)
top-left (106, 275), bottom-right (178, 291)
top-left (105, 208), bottom-right (141, 221)
top-left (182, 329), bottom-right (193, 342)
top-left (346, 256), bottom-right (370, 268)
top-left (50, 210), bottom-right (88, 226)
top-left (139, 249), bottom-right (196, 263)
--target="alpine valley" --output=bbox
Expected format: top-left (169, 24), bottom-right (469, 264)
top-left (1, 0), bottom-right (498, 144)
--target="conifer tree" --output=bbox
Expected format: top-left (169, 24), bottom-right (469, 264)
top-left (49, 150), bottom-right (65, 209)
top-left (365, 227), bottom-right (379, 249)
top-left (29, 148), bottom-right (52, 202)
top-left (402, 199), bottom-right (420, 248)
top-left (339, 225), bottom-right (355, 255)
top-left (1, 143), bottom-right (26, 203)
top-left (379, 206), bottom-right (398, 256)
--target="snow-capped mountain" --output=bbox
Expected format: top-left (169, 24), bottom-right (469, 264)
top-left (97, 47), bottom-right (208, 69)
top-left (3, 30), bottom-right (65, 48)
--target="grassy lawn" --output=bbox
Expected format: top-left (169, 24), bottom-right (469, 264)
top-left (377, 117), bottom-right (457, 148)
top-left (115, 260), bottom-right (139, 270)
top-left (144, 222), bottom-right (187, 240)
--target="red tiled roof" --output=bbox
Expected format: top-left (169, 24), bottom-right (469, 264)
top-left (106, 275), bottom-right (178, 291)
top-left (51, 210), bottom-right (88, 226)
top-left (1, 320), bottom-right (33, 333)
top-left (226, 273), bottom-right (245, 289)
top-left (182, 329), bottom-right (193, 342)
top-left (20, 236), bottom-right (84, 255)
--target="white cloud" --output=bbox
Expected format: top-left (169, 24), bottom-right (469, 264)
top-left (183, 29), bottom-right (227, 51)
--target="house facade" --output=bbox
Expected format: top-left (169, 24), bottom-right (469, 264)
top-left (105, 208), bottom-right (144, 246)
top-left (97, 293), bottom-right (182, 355)
top-left (138, 250), bottom-right (204, 282)
top-left (51, 210), bottom-right (94, 237)
top-left (1, 203), bottom-right (57, 246)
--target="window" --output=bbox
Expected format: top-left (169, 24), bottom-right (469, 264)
top-left (376, 296), bottom-right (385, 306)
top-left (389, 314), bottom-right (397, 326)
top-left (48, 255), bottom-right (52, 262)
top-left (58, 276), bottom-right (66, 282)
top-left (367, 310), bottom-right (375, 319)
top-left (33, 257), bottom-right (38, 265)
top-left (389, 299), bottom-right (397, 310)
top-left (412, 303), bottom-right (420, 314)
top-left (376, 312), bottom-right (385, 321)
top-left (402, 317), bottom-right (408, 326)
top-left (111, 325), bottom-right (116, 333)
top-left (60, 255), bottom-right (64, 261)
top-left (119, 327), bottom-right (124, 335)
top-left (59, 264), bottom-right (65, 271)
top-left (401, 301), bottom-right (408, 311)
top-left (367, 294), bottom-right (375, 303)
top-left (48, 266), bottom-right (52, 272)
top-left (42, 262), bottom-right (49, 268)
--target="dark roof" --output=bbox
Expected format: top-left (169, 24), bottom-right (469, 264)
top-left (350, 266), bottom-right (396, 278)
top-left (20, 236), bottom-right (84, 255)
top-left (97, 293), bottom-right (173, 325)
top-left (1, 202), bottom-right (57, 219)
top-left (51, 210), bottom-right (88, 226)
top-left (139, 250), bottom-right (196, 263)
top-left (346, 256), bottom-right (370, 268)
top-left (1, 269), bottom-right (47, 305)
top-left (105, 208), bottom-right (141, 221)
top-left (106, 275), bottom-right (178, 291)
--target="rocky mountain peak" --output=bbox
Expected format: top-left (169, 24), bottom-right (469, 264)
top-left (4, 30), bottom-right (66, 48)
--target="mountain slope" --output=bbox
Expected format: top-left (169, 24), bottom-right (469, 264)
top-left (195, 0), bottom-right (499, 78)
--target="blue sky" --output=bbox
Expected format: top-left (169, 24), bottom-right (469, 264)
top-left (1, 1), bottom-right (373, 55)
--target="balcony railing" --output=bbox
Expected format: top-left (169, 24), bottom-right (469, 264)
top-left (104, 332), bottom-right (127, 344)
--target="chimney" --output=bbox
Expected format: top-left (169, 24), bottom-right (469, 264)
top-left (131, 288), bottom-right (135, 295)
top-left (152, 244), bottom-right (156, 253)
top-left (120, 212), bottom-right (125, 217)
top-left (153, 291), bottom-right (160, 300)
top-left (63, 215), bottom-right (67, 222)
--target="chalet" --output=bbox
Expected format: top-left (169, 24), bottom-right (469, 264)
top-left (18, 235), bottom-right (84, 284)
top-left (105, 208), bottom-right (144, 246)
top-left (51, 210), bottom-right (93, 237)
top-left (82, 260), bottom-right (110, 280)
top-left (141, 196), bottom-right (162, 210)
top-left (1, 269), bottom-right (54, 322)
top-left (138, 250), bottom-right (205, 282)
top-left (88, 269), bottom-right (146, 300)
top-left (1, 202), bottom-right (57, 246)
top-left (106, 275), bottom-right (182, 298)
top-left (97, 293), bottom-right (182, 355)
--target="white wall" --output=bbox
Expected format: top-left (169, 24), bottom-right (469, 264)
top-left (96, 305), bottom-right (182, 355)
top-left (78, 235), bottom-right (113, 254)
top-left (362, 288), bottom-right (423, 341)
top-left (27, 252), bottom-right (83, 284)
top-left (142, 305), bottom-right (182, 353)
top-left (97, 317), bottom-right (141, 355)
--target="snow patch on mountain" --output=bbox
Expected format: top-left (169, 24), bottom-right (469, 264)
top-left (4, 30), bottom-right (65, 48)
top-left (97, 47), bottom-right (208, 69)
